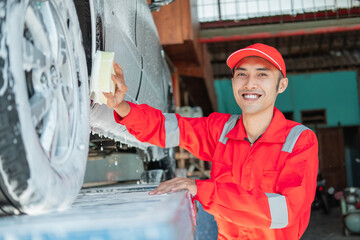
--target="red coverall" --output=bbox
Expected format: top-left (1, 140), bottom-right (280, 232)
top-left (114, 102), bottom-right (319, 240)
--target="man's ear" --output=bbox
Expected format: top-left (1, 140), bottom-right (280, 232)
top-left (278, 78), bottom-right (288, 94)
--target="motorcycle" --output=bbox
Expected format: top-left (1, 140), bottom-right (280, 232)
top-left (311, 171), bottom-right (332, 214)
top-left (340, 187), bottom-right (360, 236)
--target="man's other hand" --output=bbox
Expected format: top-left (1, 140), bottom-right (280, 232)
top-left (103, 62), bottom-right (130, 118)
top-left (149, 177), bottom-right (197, 196)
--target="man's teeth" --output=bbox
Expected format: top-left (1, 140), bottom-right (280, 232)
top-left (243, 94), bottom-right (260, 99)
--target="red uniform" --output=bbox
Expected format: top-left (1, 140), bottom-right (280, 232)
top-left (114, 102), bottom-right (318, 240)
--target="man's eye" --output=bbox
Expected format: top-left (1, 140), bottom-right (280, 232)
top-left (259, 73), bottom-right (267, 77)
top-left (237, 73), bottom-right (246, 77)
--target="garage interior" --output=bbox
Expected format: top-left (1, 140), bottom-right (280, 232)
top-left (82, 0), bottom-right (360, 239)
top-left (0, 0), bottom-right (359, 239)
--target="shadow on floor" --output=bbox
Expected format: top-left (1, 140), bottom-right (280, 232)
top-left (194, 203), bottom-right (360, 240)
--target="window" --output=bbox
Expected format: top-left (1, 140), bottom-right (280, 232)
top-left (196, 0), bottom-right (360, 22)
top-left (301, 109), bottom-right (327, 125)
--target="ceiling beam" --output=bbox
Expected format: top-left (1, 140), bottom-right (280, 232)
top-left (200, 18), bottom-right (360, 43)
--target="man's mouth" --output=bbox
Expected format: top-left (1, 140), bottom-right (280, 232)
top-left (242, 93), bottom-right (262, 100)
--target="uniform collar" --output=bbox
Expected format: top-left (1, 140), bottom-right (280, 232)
top-left (225, 107), bottom-right (287, 143)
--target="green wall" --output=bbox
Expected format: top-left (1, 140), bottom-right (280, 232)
top-left (214, 79), bottom-right (239, 114)
top-left (214, 71), bottom-right (360, 127)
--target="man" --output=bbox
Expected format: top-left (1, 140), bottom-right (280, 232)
top-left (104, 43), bottom-right (318, 239)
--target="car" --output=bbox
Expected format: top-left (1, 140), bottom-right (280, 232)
top-left (0, 0), bottom-right (175, 215)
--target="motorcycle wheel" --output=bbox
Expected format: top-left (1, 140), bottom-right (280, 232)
top-left (320, 191), bottom-right (331, 214)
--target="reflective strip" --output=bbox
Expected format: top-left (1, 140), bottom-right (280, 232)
top-left (281, 125), bottom-right (309, 153)
top-left (265, 193), bottom-right (288, 229)
top-left (219, 115), bottom-right (239, 144)
top-left (164, 113), bottom-right (180, 148)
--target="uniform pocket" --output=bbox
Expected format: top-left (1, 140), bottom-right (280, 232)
top-left (261, 170), bottom-right (279, 192)
top-left (212, 161), bottom-right (233, 182)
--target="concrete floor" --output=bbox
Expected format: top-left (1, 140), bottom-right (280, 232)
top-left (302, 207), bottom-right (360, 240)
top-left (195, 203), bottom-right (360, 240)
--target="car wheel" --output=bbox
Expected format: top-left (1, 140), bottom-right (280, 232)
top-left (0, 0), bottom-right (89, 215)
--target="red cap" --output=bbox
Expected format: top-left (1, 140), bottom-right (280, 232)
top-left (226, 43), bottom-right (286, 77)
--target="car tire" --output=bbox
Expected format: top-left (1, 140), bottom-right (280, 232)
top-left (0, 0), bottom-right (89, 215)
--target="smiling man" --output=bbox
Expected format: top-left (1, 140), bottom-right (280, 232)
top-left (105, 43), bottom-right (318, 240)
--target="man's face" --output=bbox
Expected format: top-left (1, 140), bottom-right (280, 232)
top-left (231, 56), bottom-right (288, 116)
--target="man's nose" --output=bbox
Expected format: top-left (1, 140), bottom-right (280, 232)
top-left (244, 75), bottom-right (257, 89)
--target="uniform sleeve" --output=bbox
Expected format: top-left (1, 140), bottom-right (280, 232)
top-left (114, 101), bottom-right (227, 161)
top-left (194, 130), bottom-right (319, 229)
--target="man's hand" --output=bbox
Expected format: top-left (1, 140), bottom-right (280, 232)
top-left (103, 62), bottom-right (130, 118)
top-left (149, 177), bottom-right (197, 196)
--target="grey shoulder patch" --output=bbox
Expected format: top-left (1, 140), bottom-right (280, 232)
top-left (219, 115), bottom-right (239, 144)
top-left (281, 125), bottom-right (310, 153)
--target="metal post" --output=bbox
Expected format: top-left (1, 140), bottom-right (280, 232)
top-left (217, 0), bottom-right (221, 21)
top-left (235, 0), bottom-right (239, 20)
top-left (335, 0), bottom-right (339, 19)
top-left (245, 0), bottom-right (249, 20)
top-left (301, 0), bottom-right (305, 20)
top-left (268, 0), bottom-right (272, 21)
top-left (358, 71), bottom-right (360, 133)
top-left (279, 0), bottom-right (282, 21)
top-left (257, 0), bottom-right (260, 23)
top-left (324, 0), bottom-right (328, 19)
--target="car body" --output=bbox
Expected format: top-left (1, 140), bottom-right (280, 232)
top-left (82, 0), bottom-right (173, 149)
top-left (0, 0), bottom-right (174, 215)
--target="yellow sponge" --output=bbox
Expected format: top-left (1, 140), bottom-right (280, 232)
top-left (90, 51), bottom-right (115, 104)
